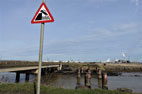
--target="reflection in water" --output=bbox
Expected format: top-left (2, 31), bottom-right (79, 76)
top-left (84, 72), bottom-right (91, 88)
top-left (41, 73), bottom-right (61, 86)
top-left (77, 77), bottom-right (80, 86)
top-left (43, 74), bottom-right (81, 89)
top-left (0, 72), bottom-right (142, 93)
top-left (98, 79), bottom-right (102, 88)
top-left (0, 72), bottom-right (35, 83)
top-left (75, 77), bottom-right (81, 89)
top-left (108, 75), bottom-right (142, 93)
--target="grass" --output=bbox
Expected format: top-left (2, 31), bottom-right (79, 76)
top-left (0, 83), bottom-right (133, 94)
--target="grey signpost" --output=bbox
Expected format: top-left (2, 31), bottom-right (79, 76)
top-left (37, 24), bottom-right (44, 94)
top-left (37, 0), bottom-right (45, 94)
top-left (31, 0), bottom-right (54, 94)
top-left (31, 0), bottom-right (54, 93)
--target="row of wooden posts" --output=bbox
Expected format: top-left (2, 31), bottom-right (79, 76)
top-left (76, 66), bottom-right (108, 89)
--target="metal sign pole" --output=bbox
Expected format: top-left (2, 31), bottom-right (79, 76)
top-left (37, 23), bottom-right (44, 94)
top-left (37, 0), bottom-right (46, 94)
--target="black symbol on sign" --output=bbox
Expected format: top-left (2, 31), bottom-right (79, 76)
top-left (41, 10), bottom-right (48, 15)
top-left (35, 10), bottom-right (48, 20)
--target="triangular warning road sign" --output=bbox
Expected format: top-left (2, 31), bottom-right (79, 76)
top-left (31, 2), bottom-right (54, 24)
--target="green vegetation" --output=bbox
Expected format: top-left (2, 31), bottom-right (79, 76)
top-left (0, 83), bottom-right (133, 94)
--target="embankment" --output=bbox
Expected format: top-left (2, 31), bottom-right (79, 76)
top-left (61, 62), bottom-right (142, 73)
top-left (103, 63), bottom-right (142, 72)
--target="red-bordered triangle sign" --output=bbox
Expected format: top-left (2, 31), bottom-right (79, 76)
top-left (31, 2), bottom-right (54, 24)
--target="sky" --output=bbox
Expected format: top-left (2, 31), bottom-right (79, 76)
top-left (0, 0), bottom-right (142, 62)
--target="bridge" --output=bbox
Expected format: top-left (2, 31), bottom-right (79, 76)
top-left (0, 60), bottom-right (62, 82)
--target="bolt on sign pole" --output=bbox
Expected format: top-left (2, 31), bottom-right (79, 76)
top-left (31, 0), bottom-right (54, 94)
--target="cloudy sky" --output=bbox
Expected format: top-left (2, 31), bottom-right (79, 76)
top-left (0, 0), bottom-right (142, 62)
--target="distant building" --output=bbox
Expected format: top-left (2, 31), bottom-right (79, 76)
top-left (114, 60), bottom-right (130, 64)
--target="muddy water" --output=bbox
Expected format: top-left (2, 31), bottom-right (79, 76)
top-left (0, 72), bottom-right (142, 93)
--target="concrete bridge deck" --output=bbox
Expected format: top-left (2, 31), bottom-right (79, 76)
top-left (0, 60), bottom-right (62, 82)
top-left (0, 65), bottom-right (59, 73)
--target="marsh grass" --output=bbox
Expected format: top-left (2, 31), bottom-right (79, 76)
top-left (0, 83), bottom-right (133, 94)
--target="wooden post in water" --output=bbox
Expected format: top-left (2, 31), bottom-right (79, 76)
top-left (77, 68), bottom-right (81, 86)
top-left (87, 66), bottom-right (91, 74)
top-left (76, 68), bottom-right (81, 89)
top-left (84, 72), bottom-right (87, 87)
top-left (77, 68), bottom-right (81, 78)
top-left (97, 69), bottom-right (102, 79)
top-left (84, 72), bottom-right (91, 88)
top-left (102, 72), bottom-right (108, 89)
top-left (84, 67), bottom-right (91, 88)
